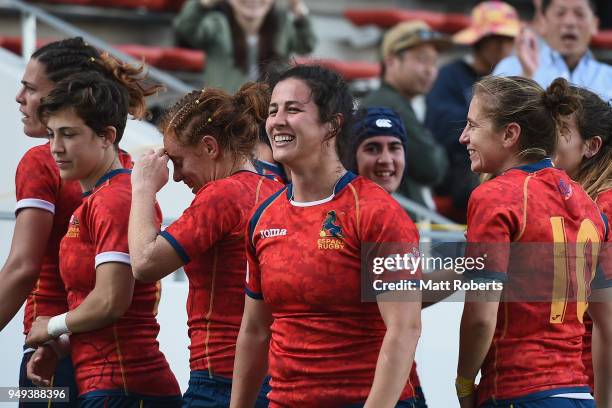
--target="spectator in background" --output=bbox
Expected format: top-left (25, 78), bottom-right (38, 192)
top-left (425, 1), bottom-right (520, 223)
top-left (174, 0), bottom-right (316, 93)
top-left (494, 0), bottom-right (612, 102)
top-left (361, 21), bottom-right (449, 214)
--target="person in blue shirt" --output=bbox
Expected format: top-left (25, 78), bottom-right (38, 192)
top-left (494, 0), bottom-right (612, 102)
top-left (425, 1), bottom-right (520, 223)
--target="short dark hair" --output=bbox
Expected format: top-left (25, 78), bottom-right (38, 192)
top-left (38, 72), bottom-right (129, 145)
top-left (268, 64), bottom-right (355, 159)
top-left (542, 0), bottom-right (597, 14)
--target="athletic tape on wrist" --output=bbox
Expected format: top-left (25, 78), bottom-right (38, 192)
top-left (455, 375), bottom-right (475, 398)
top-left (47, 313), bottom-right (71, 337)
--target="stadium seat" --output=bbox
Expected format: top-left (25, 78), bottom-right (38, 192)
top-left (115, 44), bottom-right (205, 71)
top-left (293, 57), bottom-right (380, 80)
top-left (28, 0), bottom-right (185, 12)
top-left (344, 8), bottom-right (612, 50)
top-left (0, 36), bottom-right (206, 72)
top-left (591, 30), bottom-right (612, 49)
top-left (343, 8), bottom-right (469, 34)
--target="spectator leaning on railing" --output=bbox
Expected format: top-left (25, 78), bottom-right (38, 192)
top-left (174, 0), bottom-right (316, 93)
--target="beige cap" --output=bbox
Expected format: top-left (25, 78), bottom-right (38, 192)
top-left (382, 20), bottom-right (450, 59)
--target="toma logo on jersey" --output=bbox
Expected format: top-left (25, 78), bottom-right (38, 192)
top-left (318, 210), bottom-right (344, 250)
top-left (66, 215), bottom-right (79, 238)
top-left (260, 228), bottom-right (287, 239)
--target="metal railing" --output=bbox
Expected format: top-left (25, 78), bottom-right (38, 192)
top-left (5, 0), bottom-right (193, 94)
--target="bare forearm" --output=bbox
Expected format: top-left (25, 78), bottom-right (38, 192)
top-left (129, 188), bottom-right (162, 279)
top-left (457, 316), bottom-right (495, 379)
top-left (0, 260), bottom-right (39, 330)
top-left (593, 323), bottom-right (612, 406)
top-left (364, 327), bottom-right (420, 408)
top-left (66, 291), bottom-right (124, 333)
top-left (230, 327), bottom-right (270, 407)
top-left (590, 297), bottom-right (612, 407)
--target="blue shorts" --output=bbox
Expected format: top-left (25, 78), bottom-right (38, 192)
top-left (79, 391), bottom-right (182, 408)
top-left (343, 385), bottom-right (426, 408)
top-left (20, 347), bottom-right (78, 407)
top-left (182, 371), bottom-right (270, 408)
top-left (481, 398), bottom-right (595, 408)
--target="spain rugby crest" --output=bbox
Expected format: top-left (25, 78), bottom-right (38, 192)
top-left (318, 210), bottom-right (344, 250)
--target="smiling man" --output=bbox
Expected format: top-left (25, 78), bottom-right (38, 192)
top-left (494, 0), bottom-right (612, 101)
top-left (362, 20), bottom-right (449, 211)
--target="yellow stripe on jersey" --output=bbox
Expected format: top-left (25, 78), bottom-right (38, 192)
top-left (550, 216), bottom-right (569, 324)
top-left (516, 176), bottom-right (532, 241)
top-left (348, 184), bottom-right (360, 232)
top-left (113, 325), bottom-right (129, 394)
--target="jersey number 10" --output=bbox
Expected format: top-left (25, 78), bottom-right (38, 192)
top-left (550, 217), bottom-right (600, 324)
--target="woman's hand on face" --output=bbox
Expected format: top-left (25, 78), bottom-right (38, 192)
top-left (131, 148), bottom-right (170, 194)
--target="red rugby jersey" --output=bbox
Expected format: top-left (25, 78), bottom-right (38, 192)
top-left (246, 172), bottom-right (421, 407)
top-left (161, 171), bottom-right (280, 375)
top-left (464, 159), bottom-right (606, 405)
top-left (582, 188), bottom-right (612, 391)
top-left (16, 143), bottom-right (80, 334)
top-left (59, 170), bottom-right (179, 397)
top-left (16, 144), bottom-right (133, 335)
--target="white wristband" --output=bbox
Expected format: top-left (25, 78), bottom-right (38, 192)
top-left (47, 313), bottom-right (71, 337)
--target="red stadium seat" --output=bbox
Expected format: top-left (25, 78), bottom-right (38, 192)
top-left (116, 44), bottom-right (205, 71)
top-left (443, 13), bottom-right (471, 33)
top-left (293, 57), bottom-right (380, 81)
top-left (0, 37), bottom-right (52, 54)
top-left (92, 0), bottom-right (185, 12)
top-left (0, 36), bottom-right (206, 72)
top-left (28, 0), bottom-right (185, 12)
top-left (591, 30), bottom-right (612, 49)
top-left (343, 8), bottom-right (468, 34)
top-left (344, 8), bottom-right (612, 49)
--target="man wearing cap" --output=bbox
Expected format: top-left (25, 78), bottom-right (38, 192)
top-left (425, 1), bottom-right (520, 223)
top-left (361, 20), bottom-right (449, 213)
top-left (494, 0), bottom-right (612, 102)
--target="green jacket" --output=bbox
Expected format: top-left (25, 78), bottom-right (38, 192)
top-left (361, 82), bottom-right (449, 209)
top-left (174, 0), bottom-right (317, 93)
